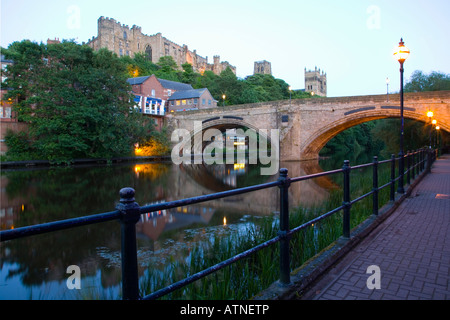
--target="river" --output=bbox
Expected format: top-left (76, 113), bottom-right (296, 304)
top-left (0, 154), bottom-right (367, 300)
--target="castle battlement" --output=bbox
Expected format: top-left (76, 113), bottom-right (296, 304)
top-left (86, 16), bottom-right (236, 76)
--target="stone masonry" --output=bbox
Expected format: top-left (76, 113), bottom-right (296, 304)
top-left (85, 16), bottom-right (236, 75)
top-left (166, 91), bottom-right (450, 161)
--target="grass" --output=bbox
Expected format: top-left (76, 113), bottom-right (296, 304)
top-left (136, 159), bottom-right (417, 300)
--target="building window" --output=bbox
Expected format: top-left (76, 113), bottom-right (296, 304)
top-left (208, 100), bottom-right (211, 105)
top-left (182, 100), bottom-right (187, 105)
top-left (176, 101), bottom-right (181, 106)
top-left (123, 31), bottom-right (127, 40)
top-left (151, 89), bottom-right (155, 97)
top-left (167, 90), bottom-right (172, 96)
top-left (194, 98), bottom-right (198, 104)
top-left (202, 99), bottom-right (206, 105)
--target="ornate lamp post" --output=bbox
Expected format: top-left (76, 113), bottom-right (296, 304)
top-left (427, 111), bottom-right (434, 148)
top-left (393, 38), bottom-right (410, 194)
top-left (386, 77), bottom-right (390, 102)
top-left (436, 125), bottom-right (441, 156)
top-left (289, 86), bottom-right (292, 107)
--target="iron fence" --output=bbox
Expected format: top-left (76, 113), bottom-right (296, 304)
top-left (0, 148), bottom-right (436, 300)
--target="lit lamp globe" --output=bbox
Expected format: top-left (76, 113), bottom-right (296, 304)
top-left (393, 38), bottom-right (410, 63)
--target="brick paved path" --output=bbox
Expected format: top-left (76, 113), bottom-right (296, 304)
top-left (300, 154), bottom-right (450, 300)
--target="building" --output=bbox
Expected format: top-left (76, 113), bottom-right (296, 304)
top-left (127, 74), bottom-right (217, 129)
top-left (305, 67), bottom-right (327, 97)
top-left (254, 60), bottom-right (272, 75)
top-left (86, 16), bottom-right (236, 76)
top-left (168, 88), bottom-right (217, 112)
top-left (1, 54), bottom-right (15, 121)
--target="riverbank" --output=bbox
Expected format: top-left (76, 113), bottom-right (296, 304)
top-left (0, 155), bottom-right (173, 169)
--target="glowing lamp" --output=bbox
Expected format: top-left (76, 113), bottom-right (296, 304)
top-left (394, 38), bottom-right (410, 63)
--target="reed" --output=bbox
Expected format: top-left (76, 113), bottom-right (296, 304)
top-left (139, 160), bottom-right (398, 300)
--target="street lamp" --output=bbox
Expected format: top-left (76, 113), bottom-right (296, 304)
top-left (386, 77), bottom-right (390, 102)
top-left (393, 38), bottom-right (410, 194)
top-left (431, 119), bottom-right (437, 148)
top-left (288, 86), bottom-right (292, 107)
top-left (436, 126), bottom-right (441, 155)
top-left (427, 111), bottom-right (434, 148)
top-left (222, 94), bottom-right (226, 107)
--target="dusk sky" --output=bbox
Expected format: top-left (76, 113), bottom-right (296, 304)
top-left (1, 0), bottom-right (449, 97)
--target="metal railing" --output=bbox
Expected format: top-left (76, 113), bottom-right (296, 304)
top-left (0, 148), bottom-right (436, 300)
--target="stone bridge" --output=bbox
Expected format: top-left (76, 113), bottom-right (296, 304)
top-left (165, 91), bottom-right (450, 161)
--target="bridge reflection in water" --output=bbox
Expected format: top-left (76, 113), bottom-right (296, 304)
top-left (0, 158), bottom-right (337, 299)
top-left (134, 158), bottom-right (336, 242)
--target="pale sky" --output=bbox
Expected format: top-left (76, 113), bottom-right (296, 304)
top-left (1, 0), bottom-right (449, 97)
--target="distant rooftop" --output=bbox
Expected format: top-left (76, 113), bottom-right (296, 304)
top-left (126, 75), bottom-right (193, 91)
top-left (168, 88), bottom-right (208, 100)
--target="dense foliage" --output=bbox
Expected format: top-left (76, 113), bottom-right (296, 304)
top-left (119, 54), bottom-right (314, 106)
top-left (2, 40), bottom-right (156, 162)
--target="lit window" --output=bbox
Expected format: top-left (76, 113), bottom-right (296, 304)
top-left (182, 100), bottom-right (187, 105)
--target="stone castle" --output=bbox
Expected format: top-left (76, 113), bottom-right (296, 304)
top-left (86, 16), bottom-right (236, 75)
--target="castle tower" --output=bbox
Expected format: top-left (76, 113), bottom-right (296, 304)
top-left (305, 66), bottom-right (327, 97)
top-left (86, 16), bottom-right (236, 76)
top-left (254, 60), bottom-right (272, 75)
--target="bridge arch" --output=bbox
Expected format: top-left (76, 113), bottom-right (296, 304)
top-left (300, 108), bottom-right (449, 160)
top-left (188, 117), bottom-right (274, 153)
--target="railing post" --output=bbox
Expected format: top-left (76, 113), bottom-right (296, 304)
top-left (278, 168), bottom-right (291, 286)
top-left (342, 160), bottom-right (351, 239)
top-left (390, 154), bottom-right (396, 202)
top-left (406, 150), bottom-right (411, 186)
top-left (372, 156), bottom-right (379, 216)
top-left (411, 150), bottom-right (416, 180)
top-left (397, 151), bottom-right (405, 194)
top-left (421, 149), bottom-right (425, 172)
top-left (116, 187), bottom-right (141, 300)
top-left (427, 149), bottom-right (432, 173)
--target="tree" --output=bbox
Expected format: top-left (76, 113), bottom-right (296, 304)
top-left (404, 70), bottom-right (450, 92)
top-left (3, 40), bottom-right (154, 162)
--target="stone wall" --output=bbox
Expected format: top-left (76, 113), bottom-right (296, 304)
top-left (168, 91), bottom-right (450, 161)
top-left (86, 17), bottom-right (236, 75)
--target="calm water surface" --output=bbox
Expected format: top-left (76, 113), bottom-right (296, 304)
top-left (0, 157), bottom-right (344, 300)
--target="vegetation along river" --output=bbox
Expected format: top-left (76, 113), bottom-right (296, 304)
top-left (0, 152), bottom-right (381, 299)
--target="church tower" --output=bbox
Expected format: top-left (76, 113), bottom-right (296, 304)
top-left (305, 67), bottom-right (327, 97)
top-left (254, 60), bottom-right (272, 75)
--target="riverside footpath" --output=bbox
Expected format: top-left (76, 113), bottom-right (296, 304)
top-left (298, 154), bottom-right (450, 300)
